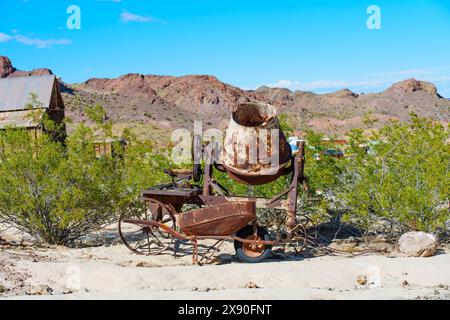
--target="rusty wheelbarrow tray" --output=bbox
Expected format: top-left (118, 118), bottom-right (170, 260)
top-left (178, 201), bottom-right (256, 236)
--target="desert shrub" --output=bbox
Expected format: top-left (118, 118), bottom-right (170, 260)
top-left (337, 115), bottom-right (450, 233)
top-left (303, 131), bottom-right (344, 194)
top-left (0, 108), bottom-right (169, 245)
top-left (300, 131), bottom-right (345, 225)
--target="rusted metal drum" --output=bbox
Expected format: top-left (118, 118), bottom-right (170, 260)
top-left (222, 102), bottom-right (292, 185)
top-left (178, 201), bottom-right (256, 236)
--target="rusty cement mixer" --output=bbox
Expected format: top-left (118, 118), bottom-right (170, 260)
top-left (222, 102), bottom-right (292, 185)
top-left (119, 102), bottom-right (307, 264)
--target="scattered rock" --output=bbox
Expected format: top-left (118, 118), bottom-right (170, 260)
top-left (63, 288), bottom-right (73, 295)
top-left (206, 257), bottom-right (223, 265)
top-left (26, 284), bottom-right (53, 296)
top-left (47, 287), bottom-right (74, 296)
top-left (133, 261), bottom-right (157, 268)
top-left (134, 261), bottom-right (148, 268)
top-left (437, 284), bottom-right (449, 290)
top-left (398, 232), bottom-right (438, 257)
top-left (329, 237), bottom-right (359, 252)
top-left (356, 275), bottom-right (368, 286)
top-left (245, 281), bottom-right (260, 289)
top-left (433, 289), bottom-right (440, 295)
top-left (117, 260), bottom-right (133, 267)
top-left (401, 280), bottom-right (409, 287)
top-left (0, 284), bottom-right (6, 294)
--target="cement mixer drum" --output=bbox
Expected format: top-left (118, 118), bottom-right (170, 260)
top-left (222, 102), bottom-right (292, 185)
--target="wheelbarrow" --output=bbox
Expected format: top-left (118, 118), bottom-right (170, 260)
top-left (119, 198), bottom-right (279, 264)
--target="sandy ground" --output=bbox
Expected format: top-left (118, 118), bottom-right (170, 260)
top-left (1, 226), bottom-right (450, 300)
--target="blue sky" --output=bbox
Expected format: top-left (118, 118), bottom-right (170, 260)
top-left (1, 0), bottom-right (449, 96)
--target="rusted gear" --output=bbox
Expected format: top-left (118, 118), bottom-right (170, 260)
top-left (277, 230), bottom-right (292, 243)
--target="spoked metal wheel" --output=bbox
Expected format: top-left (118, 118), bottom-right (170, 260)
top-left (234, 226), bottom-right (272, 263)
top-left (118, 199), bottom-right (177, 255)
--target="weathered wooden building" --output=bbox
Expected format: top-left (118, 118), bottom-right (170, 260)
top-left (93, 137), bottom-right (127, 158)
top-left (0, 75), bottom-right (66, 141)
top-left (0, 75), bottom-right (126, 157)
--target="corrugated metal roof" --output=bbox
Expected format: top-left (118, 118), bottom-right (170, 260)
top-left (0, 110), bottom-right (43, 129)
top-left (0, 75), bottom-right (56, 112)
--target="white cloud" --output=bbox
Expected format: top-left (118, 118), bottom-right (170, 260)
top-left (301, 80), bottom-right (381, 91)
top-left (264, 66), bottom-right (450, 93)
top-left (367, 66), bottom-right (450, 78)
top-left (14, 35), bottom-right (71, 48)
top-left (265, 79), bottom-right (380, 91)
top-left (0, 32), bottom-right (71, 48)
top-left (420, 75), bottom-right (450, 82)
top-left (120, 11), bottom-right (153, 23)
top-left (267, 80), bottom-right (300, 89)
top-left (0, 32), bottom-right (12, 42)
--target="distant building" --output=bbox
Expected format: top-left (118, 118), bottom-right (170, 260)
top-left (0, 75), bottom-right (66, 141)
top-left (93, 138), bottom-right (127, 158)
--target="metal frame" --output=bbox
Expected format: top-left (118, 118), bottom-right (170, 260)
top-left (122, 142), bottom-right (307, 264)
top-left (198, 142), bottom-right (306, 228)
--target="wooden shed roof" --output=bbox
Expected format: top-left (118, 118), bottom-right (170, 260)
top-left (0, 75), bottom-right (56, 112)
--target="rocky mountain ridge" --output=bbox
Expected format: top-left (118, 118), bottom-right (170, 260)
top-left (1, 55), bottom-right (449, 137)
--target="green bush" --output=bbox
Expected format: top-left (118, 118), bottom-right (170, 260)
top-left (0, 109), bottom-right (169, 245)
top-left (337, 115), bottom-right (449, 233)
top-left (1, 106), bottom-right (446, 245)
